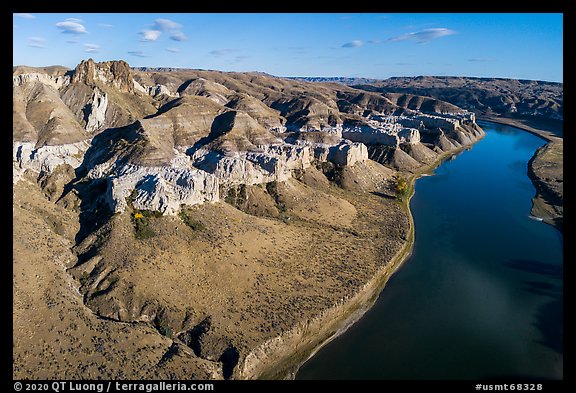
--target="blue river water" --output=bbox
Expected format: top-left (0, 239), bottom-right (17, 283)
top-left (296, 122), bottom-right (563, 380)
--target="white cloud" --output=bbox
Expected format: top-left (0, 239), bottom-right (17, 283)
top-left (84, 43), bottom-right (100, 53)
top-left (166, 47), bottom-right (180, 53)
top-left (66, 18), bottom-right (83, 23)
top-left (128, 50), bottom-right (149, 58)
top-left (56, 20), bottom-right (88, 34)
top-left (140, 30), bottom-right (161, 42)
top-left (97, 23), bottom-right (113, 28)
top-left (388, 28), bottom-right (457, 43)
top-left (342, 40), bottom-right (363, 48)
top-left (28, 37), bottom-right (46, 48)
top-left (144, 18), bottom-right (187, 42)
top-left (14, 13), bottom-right (35, 19)
top-left (153, 18), bottom-right (182, 31)
top-left (170, 31), bottom-right (187, 42)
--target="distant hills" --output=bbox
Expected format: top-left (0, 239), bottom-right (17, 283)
top-left (293, 75), bottom-right (563, 125)
top-left (129, 71), bottom-right (564, 126)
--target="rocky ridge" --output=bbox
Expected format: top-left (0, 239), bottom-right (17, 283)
top-left (14, 59), bottom-right (484, 216)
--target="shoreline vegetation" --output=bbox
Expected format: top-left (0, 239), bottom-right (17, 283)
top-left (259, 139), bottom-right (484, 380)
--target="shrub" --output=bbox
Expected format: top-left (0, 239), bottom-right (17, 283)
top-left (223, 184), bottom-right (247, 207)
top-left (266, 181), bottom-right (288, 216)
top-left (158, 324), bottom-right (172, 338)
top-left (131, 209), bottom-right (157, 239)
top-left (224, 186), bottom-right (237, 205)
top-left (178, 211), bottom-right (206, 231)
top-left (318, 161), bottom-right (343, 184)
top-left (79, 272), bottom-right (90, 287)
top-left (134, 219), bottom-right (156, 239)
top-left (155, 317), bottom-right (173, 338)
top-left (393, 175), bottom-right (409, 200)
top-left (265, 181), bottom-right (278, 199)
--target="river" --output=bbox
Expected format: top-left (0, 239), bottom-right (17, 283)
top-left (296, 121), bottom-right (563, 380)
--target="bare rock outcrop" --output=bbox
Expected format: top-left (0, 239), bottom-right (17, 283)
top-left (12, 72), bottom-right (70, 90)
top-left (146, 84), bottom-right (178, 98)
top-left (226, 93), bottom-right (286, 132)
top-left (343, 122), bottom-right (414, 147)
top-left (72, 58), bottom-right (134, 93)
top-left (193, 143), bottom-right (311, 186)
top-left (179, 78), bottom-right (232, 105)
top-left (85, 88), bottom-right (108, 132)
top-left (13, 140), bottom-right (90, 183)
top-left (105, 164), bottom-right (219, 215)
top-left (314, 140), bottom-right (368, 167)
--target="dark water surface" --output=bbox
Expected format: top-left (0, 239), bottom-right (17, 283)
top-left (296, 122), bottom-right (563, 380)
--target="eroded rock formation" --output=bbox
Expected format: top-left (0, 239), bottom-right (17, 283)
top-left (13, 60), bottom-right (484, 216)
top-left (13, 60), bottom-right (488, 380)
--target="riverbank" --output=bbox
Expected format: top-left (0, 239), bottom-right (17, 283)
top-left (263, 137), bottom-right (486, 380)
top-left (475, 116), bottom-right (562, 142)
top-left (527, 142), bottom-right (563, 232)
top-left (478, 116), bottom-right (563, 233)
top-left (13, 165), bottom-right (410, 380)
top-left (295, 121), bottom-right (563, 380)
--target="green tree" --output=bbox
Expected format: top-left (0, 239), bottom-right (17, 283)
top-left (394, 175), bottom-right (409, 200)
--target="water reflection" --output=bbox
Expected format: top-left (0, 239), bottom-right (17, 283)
top-left (533, 297), bottom-right (563, 354)
top-left (297, 123), bottom-right (562, 380)
top-left (506, 259), bottom-right (562, 279)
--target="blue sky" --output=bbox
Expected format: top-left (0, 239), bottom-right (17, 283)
top-left (13, 13), bottom-right (563, 82)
